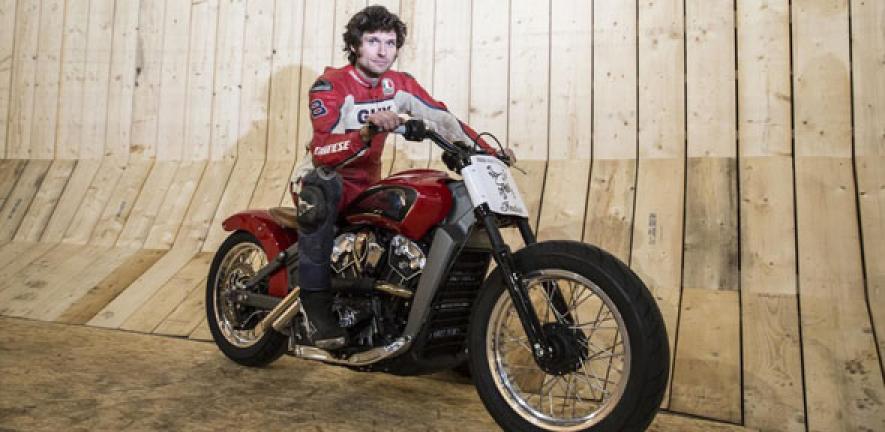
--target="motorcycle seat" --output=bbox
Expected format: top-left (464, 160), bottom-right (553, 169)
top-left (268, 207), bottom-right (299, 229)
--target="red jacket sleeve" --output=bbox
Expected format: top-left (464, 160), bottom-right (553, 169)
top-left (399, 74), bottom-right (499, 155)
top-left (308, 84), bottom-right (365, 168)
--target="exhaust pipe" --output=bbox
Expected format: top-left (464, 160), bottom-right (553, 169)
top-left (256, 286), bottom-right (301, 336)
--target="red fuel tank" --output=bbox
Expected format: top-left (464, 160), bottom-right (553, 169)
top-left (343, 169), bottom-right (453, 240)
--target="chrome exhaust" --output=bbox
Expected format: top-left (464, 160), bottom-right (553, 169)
top-left (291, 337), bottom-right (411, 366)
top-left (256, 286), bottom-right (301, 337)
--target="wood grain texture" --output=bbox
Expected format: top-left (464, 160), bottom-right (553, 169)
top-left (61, 158), bottom-right (127, 244)
top-left (267, 0), bottom-right (305, 160)
top-left (584, 159), bottom-right (636, 262)
top-left (737, 1), bottom-right (804, 429)
top-left (128, 0), bottom-right (167, 159)
top-left (29, 0), bottom-right (64, 159)
top-left (236, 0), bottom-right (274, 160)
top-left (89, 159), bottom-right (155, 247)
top-left (121, 252), bottom-right (213, 333)
top-left (13, 159), bottom-right (75, 242)
top-left (249, 159), bottom-right (292, 210)
top-left (293, 0), bottom-right (334, 166)
top-left (0, 159), bottom-right (50, 242)
top-left (469, 0), bottom-right (509, 144)
top-left (115, 161), bottom-right (180, 249)
top-left (79, 0), bottom-right (114, 159)
top-left (5, 0), bottom-right (39, 158)
top-left (537, 0), bottom-right (592, 242)
top-left (39, 159), bottom-right (101, 242)
top-left (172, 160), bottom-right (234, 250)
top-left (850, 0), bottom-right (885, 378)
top-left (104, 0), bottom-right (140, 159)
top-left (55, 0), bottom-right (89, 159)
top-left (153, 275), bottom-right (208, 337)
top-left (794, 1), bottom-right (885, 430)
top-left (210, 0), bottom-right (246, 160)
top-left (56, 249), bottom-right (166, 325)
top-left (181, 0), bottom-right (219, 161)
top-left (155, 0), bottom-right (193, 160)
top-left (0, 0), bottom-right (17, 157)
top-left (143, 161), bottom-right (206, 249)
top-left (201, 158), bottom-right (262, 252)
top-left (0, 160), bottom-right (27, 207)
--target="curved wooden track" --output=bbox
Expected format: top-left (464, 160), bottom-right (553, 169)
top-left (0, 1), bottom-right (882, 430)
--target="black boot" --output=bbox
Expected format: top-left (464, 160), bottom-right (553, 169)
top-left (299, 290), bottom-right (346, 350)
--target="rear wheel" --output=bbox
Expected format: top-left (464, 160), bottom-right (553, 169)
top-left (206, 231), bottom-right (288, 367)
top-left (468, 241), bottom-right (668, 431)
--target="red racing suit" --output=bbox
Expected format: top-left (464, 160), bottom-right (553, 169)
top-left (295, 64), bottom-right (497, 209)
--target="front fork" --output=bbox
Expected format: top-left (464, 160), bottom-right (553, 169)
top-left (476, 205), bottom-right (573, 363)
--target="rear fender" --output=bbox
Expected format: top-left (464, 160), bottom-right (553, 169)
top-left (222, 210), bottom-right (298, 297)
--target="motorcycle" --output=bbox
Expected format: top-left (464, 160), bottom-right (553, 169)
top-left (206, 119), bottom-right (669, 431)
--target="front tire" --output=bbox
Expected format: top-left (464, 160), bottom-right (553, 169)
top-left (468, 241), bottom-right (669, 432)
top-left (206, 231), bottom-right (288, 367)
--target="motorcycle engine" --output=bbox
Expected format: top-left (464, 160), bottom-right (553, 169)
top-left (328, 229), bottom-right (427, 348)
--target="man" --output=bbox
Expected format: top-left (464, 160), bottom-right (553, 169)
top-left (295, 5), bottom-right (510, 349)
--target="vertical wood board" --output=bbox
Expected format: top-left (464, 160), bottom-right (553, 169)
top-left (13, 159), bottom-right (75, 242)
top-left (0, 159), bottom-right (50, 242)
top-left (154, 0), bottom-right (192, 160)
top-left (209, 0), bottom-right (246, 160)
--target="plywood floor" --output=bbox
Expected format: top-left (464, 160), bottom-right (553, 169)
top-left (0, 317), bottom-right (754, 432)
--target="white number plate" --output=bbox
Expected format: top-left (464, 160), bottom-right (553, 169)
top-left (461, 155), bottom-right (529, 218)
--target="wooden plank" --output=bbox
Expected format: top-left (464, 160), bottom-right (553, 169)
top-left (427, 0), bottom-right (470, 171)
top-left (469, 0), bottom-right (509, 145)
top-left (507, 0), bottom-right (549, 232)
top-left (88, 246), bottom-right (199, 329)
top-left (55, 0), bottom-right (89, 159)
top-left (537, 0), bottom-right (592, 242)
top-left (293, 0), bottom-right (334, 167)
top-left (674, 3), bottom-right (741, 414)
top-left (0, 0), bottom-right (18, 156)
top-left (331, 0), bottom-right (365, 68)
top-left (56, 249), bottom-right (166, 325)
top-left (267, 0), bottom-right (305, 161)
top-left (0, 244), bottom-right (108, 318)
top-left (632, 0), bottom-right (686, 410)
top-left (154, 0), bottom-right (192, 160)
top-left (249, 159), bottom-right (293, 210)
top-left (201, 158), bottom-right (263, 252)
top-left (209, 0), bottom-right (246, 160)
top-left (142, 160), bottom-right (207, 250)
top-left (583, 160), bottom-right (636, 261)
top-left (389, 0), bottom-right (434, 173)
top-left (121, 252), bottom-right (213, 333)
top-left (5, 0), bottom-right (39, 158)
top-left (153, 275), bottom-right (208, 337)
top-left (28, 0), bottom-right (64, 159)
top-left (0, 159), bottom-right (50, 242)
top-left (61, 158), bottom-right (127, 244)
top-left (172, 160), bottom-right (234, 250)
top-left (235, 0), bottom-right (274, 160)
top-left (182, 0), bottom-right (219, 161)
top-left (793, 1), bottom-right (885, 430)
top-left (105, 0), bottom-right (140, 159)
top-left (29, 246), bottom-right (140, 321)
top-left (128, 0), bottom-right (167, 159)
top-left (79, 0), bottom-right (114, 159)
top-left (13, 159), bottom-right (76, 242)
top-left (188, 317), bottom-right (212, 341)
top-left (0, 159), bottom-right (27, 208)
top-left (850, 0), bottom-right (885, 377)
top-left (115, 161), bottom-right (180, 249)
top-left (40, 159), bottom-right (101, 242)
top-left (584, 0), bottom-right (637, 261)
top-left (0, 241), bottom-right (57, 298)
top-left (90, 159), bottom-right (155, 247)
top-left (736, 1), bottom-right (804, 430)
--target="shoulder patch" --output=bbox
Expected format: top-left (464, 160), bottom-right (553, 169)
top-left (309, 79), bottom-right (333, 93)
top-left (310, 99), bottom-right (328, 118)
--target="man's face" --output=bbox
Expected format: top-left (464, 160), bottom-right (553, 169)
top-left (354, 30), bottom-right (398, 77)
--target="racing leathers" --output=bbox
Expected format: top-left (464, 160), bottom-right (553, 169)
top-left (295, 64), bottom-right (497, 297)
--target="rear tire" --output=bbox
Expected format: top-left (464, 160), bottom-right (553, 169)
top-left (468, 241), bottom-right (669, 431)
top-left (206, 231), bottom-right (288, 367)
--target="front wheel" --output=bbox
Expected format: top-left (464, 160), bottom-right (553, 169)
top-left (468, 241), bottom-right (669, 432)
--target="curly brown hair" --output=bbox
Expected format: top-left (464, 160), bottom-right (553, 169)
top-left (343, 5), bottom-right (408, 65)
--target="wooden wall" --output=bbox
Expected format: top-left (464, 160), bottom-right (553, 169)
top-left (0, 1), bottom-right (883, 430)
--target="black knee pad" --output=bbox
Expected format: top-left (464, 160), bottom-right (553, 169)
top-left (296, 185), bottom-right (327, 232)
